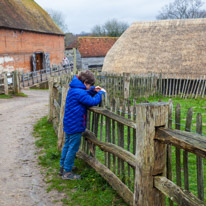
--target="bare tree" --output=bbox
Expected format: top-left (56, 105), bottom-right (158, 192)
top-left (46, 9), bottom-right (69, 33)
top-left (156, 0), bottom-right (206, 19)
top-left (91, 19), bottom-right (129, 37)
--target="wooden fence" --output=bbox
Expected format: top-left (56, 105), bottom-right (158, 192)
top-left (21, 65), bottom-right (73, 88)
top-left (48, 74), bottom-right (206, 206)
top-left (0, 71), bottom-right (20, 95)
top-left (95, 72), bottom-right (206, 100)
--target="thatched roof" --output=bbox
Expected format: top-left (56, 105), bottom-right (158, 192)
top-left (0, 0), bottom-right (64, 35)
top-left (102, 19), bottom-right (206, 77)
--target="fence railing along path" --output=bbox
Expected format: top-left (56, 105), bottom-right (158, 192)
top-left (95, 72), bottom-right (206, 100)
top-left (21, 65), bottom-right (73, 88)
top-left (48, 74), bottom-right (206, 206)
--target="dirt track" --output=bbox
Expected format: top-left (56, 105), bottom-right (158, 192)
top-left (0, 89), bottom-right (63, 206)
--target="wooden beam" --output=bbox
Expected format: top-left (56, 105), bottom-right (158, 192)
top-left (76, 150), bottom-right (133, 206)
top-left (155, 128), bottom-right (206, 159)
top-left (134, 102), bottom-right (169, 206)
top-left (154, 176), bottom-right (206, 206)
top-left (57, 85), bottom-right (69, 151)
top-left (82, 130), bottom-right (136, 168)
top-left (89, 106), bottom-right (136, 129)
top-left (53, 99), bottom-right (60, 114)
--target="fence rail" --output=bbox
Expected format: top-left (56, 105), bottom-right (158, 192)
top-left (95, 72), bottom-right (206, 100)
top-left (21, 65), bottom-right (73, 88)
top-left (48, 73), bottom-right (206, 206)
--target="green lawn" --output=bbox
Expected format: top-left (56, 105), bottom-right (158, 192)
top-left (33, 117), bottom-right (128, 206)
top-left (33, 95), bottom-right (206, 205)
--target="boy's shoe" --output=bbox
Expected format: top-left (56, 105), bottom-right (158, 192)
top-left (62, 171), bottom-right (81, 180)
top-left (59, 166), bottom-right (77, 176)
top-left (59, 166), bottom-right (64, 176)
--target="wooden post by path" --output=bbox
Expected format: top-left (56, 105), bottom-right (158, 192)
top-left (134, 102), bottom-right (169, 206)
top-left (13, 70), bottom-right (21, 93)
top-left (123, 72), bottom-right (130, 99)
top-left (3, 73), bottom-right (8, 95)
top-left (48, 77), bottom-right (54, 122)
top-left (57, 85), bottom-right (69, 151)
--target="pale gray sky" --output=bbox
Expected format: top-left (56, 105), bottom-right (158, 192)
top-left (34, 0), bottom-right (206, 34)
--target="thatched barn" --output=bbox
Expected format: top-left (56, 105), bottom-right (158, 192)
top-left (0, 0), bottom-right (64, 73)
top-left (102, 19), bottom-right (206, 78)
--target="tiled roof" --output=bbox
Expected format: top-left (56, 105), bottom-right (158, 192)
top-left (0, 0), bottom-right (64, 35)
top-left (68, 37), bottom-right (118, 57)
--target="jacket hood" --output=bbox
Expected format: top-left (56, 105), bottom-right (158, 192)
top-left (69, 75), bottom-right (86, 89)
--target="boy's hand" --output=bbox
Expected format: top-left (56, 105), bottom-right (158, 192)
top-left (94, 86), bottom-right (106, 93)
top-left (94, 86), bottom-right (101, 92)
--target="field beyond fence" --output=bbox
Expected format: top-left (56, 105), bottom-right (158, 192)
top-left (48, 72), bottom-right (206, 206)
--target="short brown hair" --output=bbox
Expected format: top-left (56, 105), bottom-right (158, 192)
top-left (79, 70), bottom-right (95, 86)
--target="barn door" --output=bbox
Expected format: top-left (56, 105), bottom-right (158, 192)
top-left (43, 53), bottom-right (50, 71)
top-left (36, 53), bottom-right (43, 71)
top-left (32, 53), bottom-right (36, 72)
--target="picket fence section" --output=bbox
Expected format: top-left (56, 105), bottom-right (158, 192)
top-left (95, 72), bottom-right (206, 100)
top-left (48, 73), bottom-right (206, 206)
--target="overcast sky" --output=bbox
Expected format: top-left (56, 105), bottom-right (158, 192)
top-left (35, 0), bottom-right (206, 34)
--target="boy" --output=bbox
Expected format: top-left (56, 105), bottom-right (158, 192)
top-left (59, 70), bottom-right (105, 180)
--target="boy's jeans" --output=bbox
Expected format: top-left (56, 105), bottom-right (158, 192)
top-left (60, 132), bottom-right (82, 172)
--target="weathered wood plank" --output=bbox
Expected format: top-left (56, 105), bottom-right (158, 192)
top-left (57, 85), bottom-right (69, 150)
top-left (76, 151), bottom-right (133, 206)
top-left (134, 102), bottom-right (168, 206)
top-left (89, 106), bottom-right (136, 129)
top-left (82, 130), bottom-right (136, 168)
top-left (155, 128), bottom-right (206, 159)
top-left (48, 78), bottom-right (54, 122)
top-left (196, 113), bottom-right (204, 201)
top-left (175, 103), bottom-right (182, 187)
top-left (168, 99), bottom-right (173, 206)
top-left (3, 73), bottom-right (8, 95)
top-left (53, 99), bottom-right (60, 114)
top-left (184, 107), bottom-right (193, 191)
top-left (154, 176), bottom-right (206, 206)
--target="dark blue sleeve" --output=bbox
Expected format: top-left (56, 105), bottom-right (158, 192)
top-left (78, 91), bottom-right (105, 107)
top-left (87, 89), bottom-right (97, 96)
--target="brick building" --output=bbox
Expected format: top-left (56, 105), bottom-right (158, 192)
top-left (0, 0), bottom-right (64, 73)
top-left (66, 37), bottom-right (118, 70)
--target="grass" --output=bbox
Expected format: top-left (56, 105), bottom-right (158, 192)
top-left (33, 116), bottom-right (128, 206)
top-left (134, 95), bottom-right (206, 135)
top-left (91, 95), bottom-right (206, 204)
top-left (0, 92), bottom-right (28, 98)
top-left (0, 94), bottom-right (12, 99)
top-left (33, 95), bottom-right (206, 205)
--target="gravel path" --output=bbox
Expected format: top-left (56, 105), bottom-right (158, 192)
top-left (0, 89), bottom-right (63, 206)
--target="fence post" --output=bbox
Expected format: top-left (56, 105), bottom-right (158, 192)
top-left (134, 102), bottom-right (169, 206)
top-left (57, 85), bottom-right (69, 151)
top-left (3, 72), bottom-right (9, 95)
top-left (48, 77), bottom-right (54, 122)
top-left (123, 72), bottom-right (130, 99)
top-left (13, 70), bottom-right (21, 93)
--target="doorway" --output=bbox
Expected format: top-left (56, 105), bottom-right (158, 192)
top-left (35, 53), bottom-right (43, 71)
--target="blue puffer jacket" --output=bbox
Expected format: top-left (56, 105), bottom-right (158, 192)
top-left (63, 75), bottom-right (105, 135)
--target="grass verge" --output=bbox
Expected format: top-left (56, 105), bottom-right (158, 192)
top-left (33, 116), bottom-right (128, 206)
top-left (0, 92), bottom-right (28, 98)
